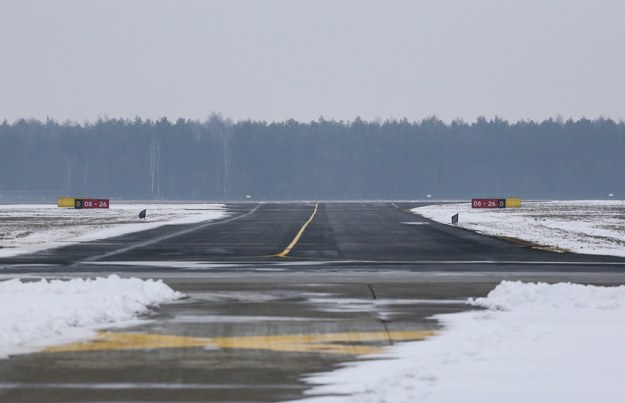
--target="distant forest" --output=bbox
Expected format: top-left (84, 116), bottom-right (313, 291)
top-left (0, 116), bottom-right (623, 202)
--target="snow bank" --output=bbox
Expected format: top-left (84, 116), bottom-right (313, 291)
top-left (469, 280), bottom-right (625, 311)
top-left (296, 281), bottom-right (625, 403)
top-left (0, 275), bottom-right (183, 358)
top-left (412, 200), bottom-right (625, 257)
top-left (0, 203), bottom-right (226, 258)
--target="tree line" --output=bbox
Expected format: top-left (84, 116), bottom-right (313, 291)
top-left (0, 115), bottom-right (623, 202)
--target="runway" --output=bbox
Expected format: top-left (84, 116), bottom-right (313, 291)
top-left (1, 202), bottom-right (624, 402)
top-left (1, 202), bottom-right (623, 273)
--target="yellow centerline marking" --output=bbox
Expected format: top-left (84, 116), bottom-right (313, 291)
top-left (276, 202), bottom-right (319, 257)
top-left (44, 330), bottom-right (436, 356)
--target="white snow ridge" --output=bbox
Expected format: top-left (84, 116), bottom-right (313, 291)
top-left (0, 275), bottom-right (183, 358)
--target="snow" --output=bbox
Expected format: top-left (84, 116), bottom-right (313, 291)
top-left (294, 281), bottom-right (625, 403)
top-left (412, 200), bottom-right (625, 257)
top-left (0, 275), bottom-right (183, 359)
top-left (0, 203), bottom-right (226, 258)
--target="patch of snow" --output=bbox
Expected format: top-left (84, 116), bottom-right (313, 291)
top-left (412, 200), bottom-right (625, 257)
top-left (89, 261), bottom-right (247, 269)
top-left (0, 275), bottom-right (182, 358)
top-left (309, 297), bottom-right (464, 313)
top-left (0, 203), bottom-right (226, 258)
top-left (294, 281), bottom-right (625, 403)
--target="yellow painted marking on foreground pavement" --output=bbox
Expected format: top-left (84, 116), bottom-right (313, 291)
top-left (45, 330), bottom-right (435, 356)
top-left (276, 202), bottom-right (319, 257)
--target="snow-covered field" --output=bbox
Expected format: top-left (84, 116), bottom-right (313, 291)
top-left (0, 275), bottom-right (182, 359)
top-left (413, 200), bottom-right (625, 257)
top-left (0, 203), bottom-right (226, 258)
top-left (295, 281), bottom-right (625, 403)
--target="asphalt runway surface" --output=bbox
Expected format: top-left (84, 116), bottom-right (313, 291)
top-left (1, 202), bottom-right (625, 402)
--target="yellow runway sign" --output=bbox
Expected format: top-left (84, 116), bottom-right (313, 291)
top-left (46, 330), bottom-right (435, 356)
top-left (57, 197), bottom-right (75, 208)
top-left (505, 197), bottom-right (522, 208)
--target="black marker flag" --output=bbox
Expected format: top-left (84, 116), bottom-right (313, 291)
top-left (139, 209), bottom-right (147, 219)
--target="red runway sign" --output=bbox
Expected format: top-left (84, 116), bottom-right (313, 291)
top-left (74, 199), bottom-right (109, 209)
top-left (471, 198), bottom-right (506, 209)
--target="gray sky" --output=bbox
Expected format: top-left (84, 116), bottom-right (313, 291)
top-left (1, 0), bottom-right (624, 123)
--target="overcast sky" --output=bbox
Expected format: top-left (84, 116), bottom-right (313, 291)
top-left (1, 0), bottom-right (624, 123)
